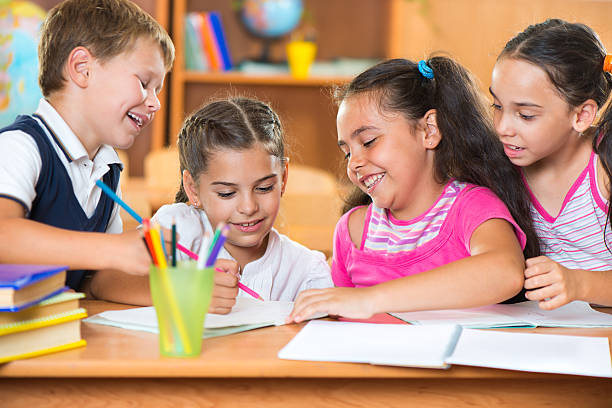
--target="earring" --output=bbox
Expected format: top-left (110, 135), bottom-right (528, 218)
top-left (428, 142), bottom-right (433, 146)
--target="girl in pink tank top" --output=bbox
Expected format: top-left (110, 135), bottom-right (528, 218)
top-left (287, 57), bottom-right (540, 323)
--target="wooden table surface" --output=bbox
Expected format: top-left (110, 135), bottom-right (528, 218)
top-left (1, 300), bottom-right (611, 407)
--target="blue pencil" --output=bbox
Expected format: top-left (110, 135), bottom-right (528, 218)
top-left (95, 180), bottom-right (143, 223)
top-left (205, 224), bottom-right (230, 268)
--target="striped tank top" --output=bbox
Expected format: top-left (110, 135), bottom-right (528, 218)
top-left (527, 152), bottom-right (612, 270)
top-left (363, 180), bottom-right (465, 254)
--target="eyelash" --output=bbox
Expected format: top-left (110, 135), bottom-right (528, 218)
top-left (216, 185), bottom-right (275, 198)
top-left (342, 138), bottom-right (377, 160)
top-left (491, 104), bottom-right (535, 121)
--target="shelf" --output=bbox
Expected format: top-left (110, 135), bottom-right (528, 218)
top-left (183, 71), bottom-right (353, 86)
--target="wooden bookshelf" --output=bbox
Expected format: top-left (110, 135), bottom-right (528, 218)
top-left (183, 71), bottom-right (354, 87)
top-left (169, 0), bottom-right (393, 177)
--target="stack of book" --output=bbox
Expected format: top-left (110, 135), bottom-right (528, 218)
top-left (0, 264), bottom-right (87, 363)
top-left (184, 11), bottom-right (233, 72)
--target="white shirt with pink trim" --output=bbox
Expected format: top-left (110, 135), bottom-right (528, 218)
top-left (526, 152), bottom-right (612, 270)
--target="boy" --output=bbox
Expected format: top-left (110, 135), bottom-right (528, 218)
top-left (0, 0), bottom-right (174, 304)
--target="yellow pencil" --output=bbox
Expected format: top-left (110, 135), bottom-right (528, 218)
top-left (150, 225), bottom-right (192, 354)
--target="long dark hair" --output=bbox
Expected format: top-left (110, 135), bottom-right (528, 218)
top-left (175, 97), bottom-right (285, 202)
top-left (335, 57), bottom-right (540, 260)
top-left (499, 19), bottom-right (612, 252)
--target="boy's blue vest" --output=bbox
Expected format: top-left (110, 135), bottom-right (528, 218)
top-left (0, 115), bottom-right (121, 290)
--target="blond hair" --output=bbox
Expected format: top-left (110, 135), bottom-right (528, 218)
top-left (38, 0), bottom-right (174, 97)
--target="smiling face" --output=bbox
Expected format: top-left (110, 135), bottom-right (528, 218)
top-left (85, 36), bottom-right (166, 151)
top-left (190, 144), bottom-right (287, 263)
top-left (490, 57), bottom-right (580, 168)
top-left (337, 92), bottom-right (439, 220)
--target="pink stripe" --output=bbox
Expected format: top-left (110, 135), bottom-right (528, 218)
top-left (553, 209), bottom-right (596, 228)
top-left (540, 229), bottom-right (601, 244)
top-left (589, 152), bottom-right (609, 213)
top-left (522, 162), bottom-right (590, 223)
top-left (361, 205), bottom-right (373, 251)
top-left (557, 221), bottom-right (601, 235)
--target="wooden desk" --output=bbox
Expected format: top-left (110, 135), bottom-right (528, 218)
top-left (1, 301), bottom-right (612, 407)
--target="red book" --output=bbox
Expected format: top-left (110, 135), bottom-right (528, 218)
top-left (198, 12), bottom-right (222, 71)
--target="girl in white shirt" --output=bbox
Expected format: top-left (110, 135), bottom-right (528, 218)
top-left (152, 97), bottom-right (332, 313)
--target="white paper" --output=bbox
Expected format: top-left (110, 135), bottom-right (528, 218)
top-left (392, 301), bottom-right (612, 329)
top-left (446, 328), bottom-right (612, 378)
top-left (278, 320), bottom-right (461, 369)
top-left (86, 297), bottom-right (295, 330)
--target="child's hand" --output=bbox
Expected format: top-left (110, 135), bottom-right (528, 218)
top-left (110, 230), bottom-right (151, 276)
top-left (286, 287), bottom-right (376, 323)
top-left (524, 256), bottom-right (584, 310)
top-left (208, 258), bottom-right (240, 314)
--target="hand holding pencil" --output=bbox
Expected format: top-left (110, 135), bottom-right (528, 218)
top-left (209, 258), bottom-right (240, 314)
top-left (95, 179), bottom-right (264, 304)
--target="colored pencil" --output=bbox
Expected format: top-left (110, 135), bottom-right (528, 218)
top-left (94, 183), bottom-right (190, 351)
top-left (94, 182), bottom-right (263, 301)
top-left (149, 225), bottom-right (192, 354)
top-left (206, 224), bottom-right (229, 268)
top-left (157, 223), bottom-right (169, 263)
top-left (95, 180), bottom-right (142, 223)
top-left (171, 220), bottom-right (177, 267)
top-left (176, 243), bottom-right (198, 260)
top-left (149, 225), bottom-right (167, 269)
top-left (215, 267), bottom-right (264, 301)
top-left (237, 282), bottom-right (264, 301)
top-left (142, 219), bottom-right (158, 265)
top-left (207, 222), bottom-right (224, 258)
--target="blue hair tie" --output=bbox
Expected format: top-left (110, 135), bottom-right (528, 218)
top-left (418, 60), bottom-right (434, 79)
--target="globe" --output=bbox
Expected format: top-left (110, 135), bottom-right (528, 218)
top-left (240, 0), bottom-right (303, 38)
top-left (239, 0), bottom-right (303, 62)
top-left (0, 1), bottom-right (46, 127)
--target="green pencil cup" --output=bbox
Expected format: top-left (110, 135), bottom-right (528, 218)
top-left (149, 261), bottom-right (214, 358)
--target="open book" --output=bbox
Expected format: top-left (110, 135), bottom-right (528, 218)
top-left (85, 297), bottom-right (302, 338)
top-left (390, 300), bottom-right (612, 329)
top-left (278, 320), bottom-right (612, 377)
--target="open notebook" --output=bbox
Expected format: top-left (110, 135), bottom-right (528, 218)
top-left (391, 300), bottom-right (612, 329)
top-left (85, 297), bottom-right (301, 338)
top-left (278, 320), bottom-right (612, 377)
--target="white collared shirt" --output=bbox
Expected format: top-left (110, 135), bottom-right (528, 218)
top-left (152, 203), bottom-right (333, 301)
top-left (0, 99), bottom-right (123, 233)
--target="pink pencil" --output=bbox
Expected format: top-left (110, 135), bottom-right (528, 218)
top-left (176, 243), bottom-right (198, 260)
top-left (238, 282), bottom-right (264, 301)
top-left (215, 267), bottom-right (264, 301)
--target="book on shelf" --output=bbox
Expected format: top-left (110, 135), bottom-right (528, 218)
top-left (184, 13), bottom-right (208, 71)
top-left (208, 11), bottom-right (233, 70)
top-left (0, 305), bottom-right (87, 363)
top-left (0, 264), bottom-right (68, 312)
top-left (184, 11), bottom-right (232, 72)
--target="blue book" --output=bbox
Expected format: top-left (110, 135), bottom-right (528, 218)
top-left (208, 11), bottom-right (233, 71)
top-left (0, 265), bottom-right (68, 312)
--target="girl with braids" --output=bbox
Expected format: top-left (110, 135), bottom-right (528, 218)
top-left (288, 57), bottom-right (539, 323)
top-left (491, 19), bottom-right (612, 310)
top-left (152, 98), bottom-right (332, 314)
